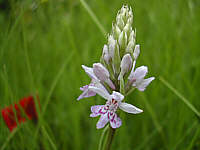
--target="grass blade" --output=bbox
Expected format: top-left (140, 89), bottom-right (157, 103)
top-left (1, 128), bottom-right (18, 150)
top-left (42, 51), bottom-right (75, 116)
top-left (172, 121), bottom-right (198, 149)
top-left (79, 0), bottom-right (106, 35)
top-left (33, 51), bottom-right (75, 145)
top-left (41, 126), bottom-right (57, 150)
top-left (159, 76), bottom-right (200, 118)
top-left (186, 125), bottom-right (200, 150)
top-left (139, 93), bottom-right (167, 149)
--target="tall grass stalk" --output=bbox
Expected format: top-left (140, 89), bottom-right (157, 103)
top-left (159, 76), bottom-right (200, 118)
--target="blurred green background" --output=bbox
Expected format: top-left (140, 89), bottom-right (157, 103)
top-left (0, 0), bottom-right (200, 149)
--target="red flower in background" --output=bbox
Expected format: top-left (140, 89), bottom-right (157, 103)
top-left (1, 96), bottom-right (39, 132)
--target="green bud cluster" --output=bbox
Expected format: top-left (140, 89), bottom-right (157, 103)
top-left (101, 5), bottom-right (136, 81)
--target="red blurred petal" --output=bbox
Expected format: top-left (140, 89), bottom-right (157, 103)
top-left (1, 95), bottom-right (39, 132)
top-left (1, 106), bottom-right (17, 132)
top-left (19, 96), bottom-right (38, 120)
top-left (14, 104), bottom-right (26, 123)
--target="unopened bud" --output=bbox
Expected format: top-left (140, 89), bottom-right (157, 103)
top-left (127, 18), bottom-right (133, 27)
top-left (113, 44), bottom-right (121, 74)
top-left (102, 45), bottom-right (111, 64)
top-left (118, 31), bottom-right (127, 50)
top-left (123, 23), bottom-right (131, 36)
top-left (108, 35), bottom-right (116, 58)
top-left (118, 54), bottom-right (132, 80)
top-left (113, 25), bottom-right (121, 39)
top-left (129, 30), bottom-right (135, 43)
top-left (126, 40), bottom-right (135, 53)
top-left (116, 11), bottom-right (125, 28)
top-left (133, 45), bottom-right (140, 60)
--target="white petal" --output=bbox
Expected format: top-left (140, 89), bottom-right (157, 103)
top-left (92, 80), bottom-right (108, 93)
top-left (119, 102), bottom-right (143, 114)
top-left (77, 84), bottom-right (97, 100)
top-left (133, 45), bottom-right (140, 60)
top-left (82, 65), bottom-right (98, 80)
top-left (110, 91), bottom-right (124, 101)
top-left (88, 86), bottom-right (110, 100)
top-left (93, 63), bottom-right (110, 82)
top-left (136, 77), bottom-right (155, 91)
top-left (132, 66), bottom-right (148, 81)
top-left (96, 113), bottom-right (109, 129)
top-left (77, 89), bottom-right (96, 100)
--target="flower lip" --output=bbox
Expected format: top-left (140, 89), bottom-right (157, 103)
top-left (106, 99), bottom-right (119, 112)
top-left (89, 87), bottom-right (143, 129)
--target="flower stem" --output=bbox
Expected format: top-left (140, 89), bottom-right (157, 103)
top-left (98, 125), bottom-right (109, 150)
top-left (104, 127), bottom-right (116, 150)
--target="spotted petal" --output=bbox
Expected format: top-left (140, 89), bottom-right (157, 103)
top-left (96, 113), bottom-right (109, 129)
top-left (119, 102), bottom-right (143, 114)
top-left (90, 105), bottom-right (104, 117)
top-left (110, 113), bottom-right (122, 128)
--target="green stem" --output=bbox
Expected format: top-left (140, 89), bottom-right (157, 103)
top-left (104, 127), bottom-right (116, 150)
top-left (98, 125), bottom-right (109, 150)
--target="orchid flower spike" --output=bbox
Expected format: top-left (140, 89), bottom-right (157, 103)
top-left (78, 5), bottom-right (155, 130)
top-left (89, 86), bottom-right (143, 129)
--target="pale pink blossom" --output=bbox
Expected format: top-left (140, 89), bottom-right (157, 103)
top-left (89, 86), bottom-right (143, 129)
